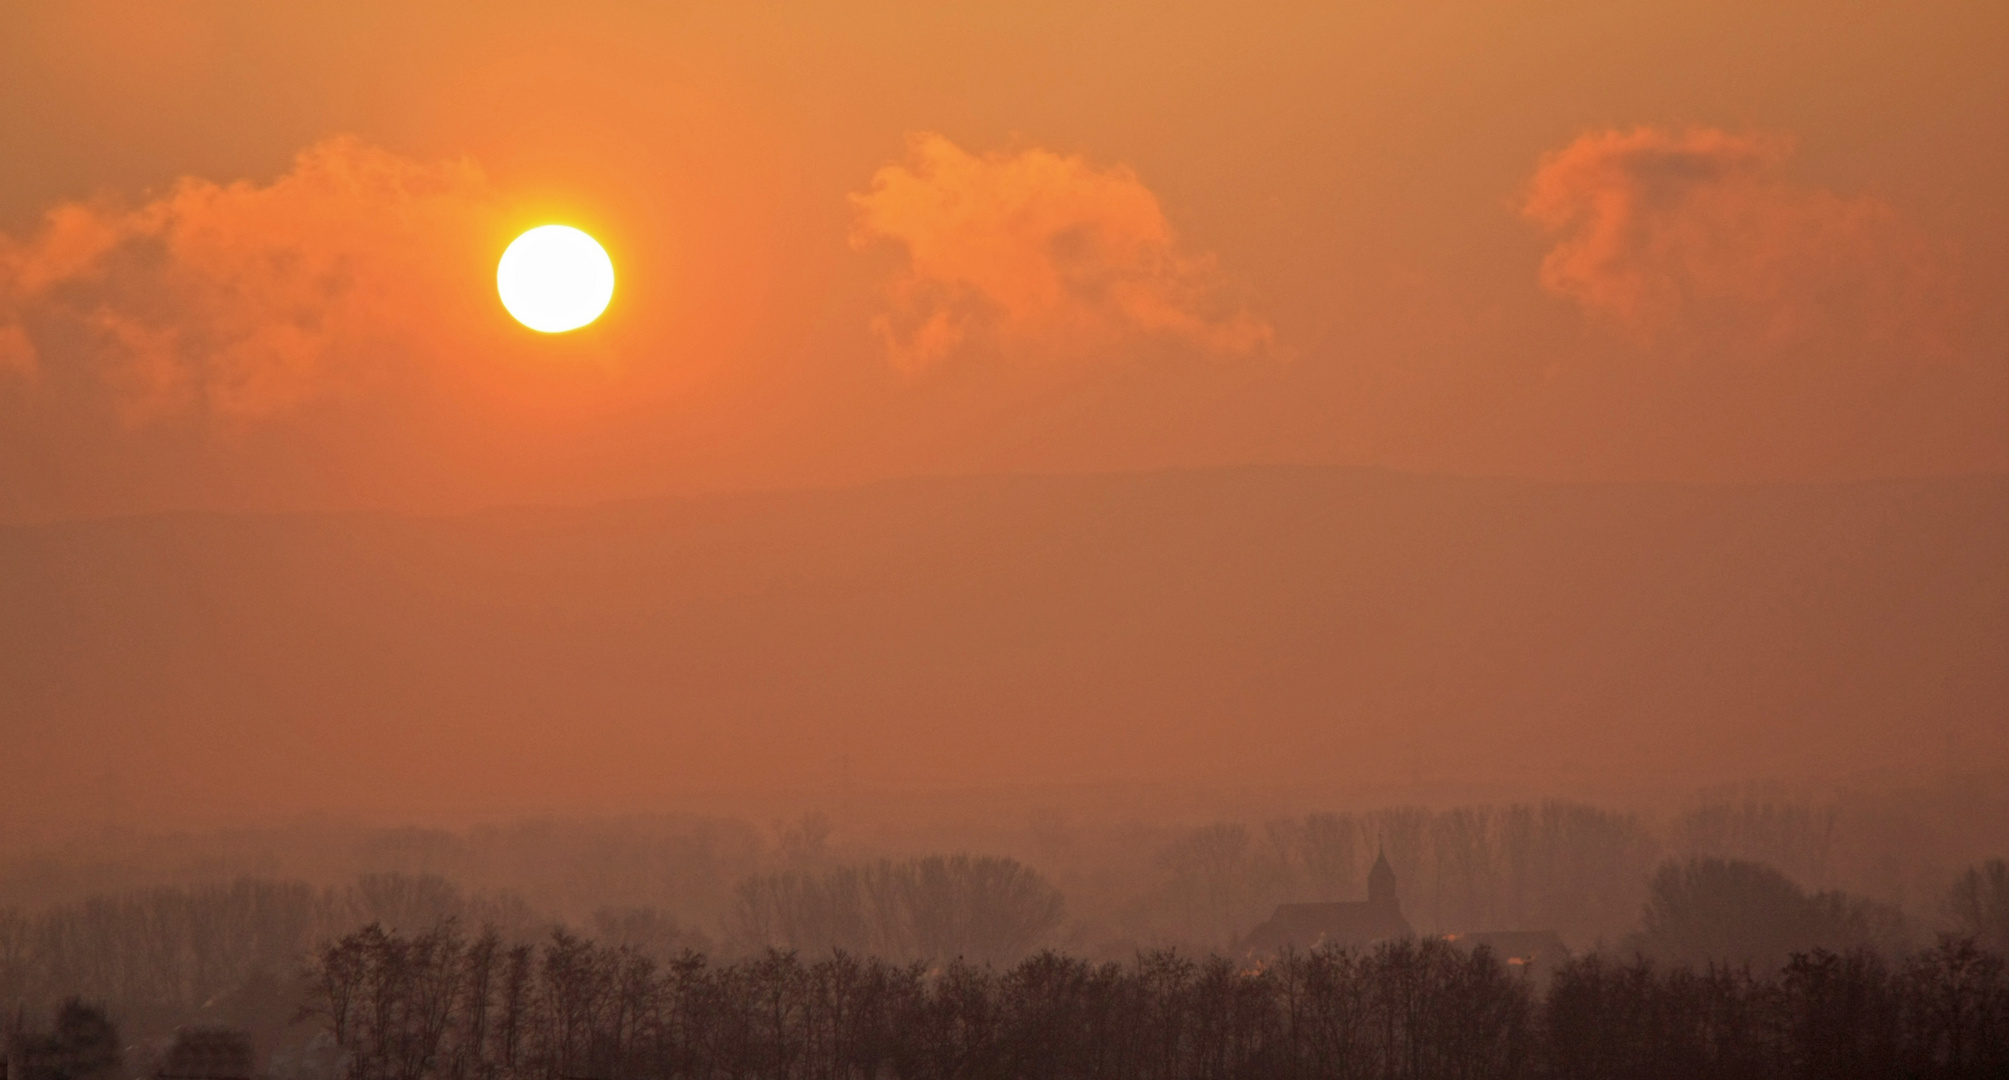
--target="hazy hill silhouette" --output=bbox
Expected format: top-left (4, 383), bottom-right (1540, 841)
top-left (2, 466), bottom-right (2003, 824)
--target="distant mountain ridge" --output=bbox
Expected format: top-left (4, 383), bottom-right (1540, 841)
top-left (2, 466), bottom-right (2004, 824)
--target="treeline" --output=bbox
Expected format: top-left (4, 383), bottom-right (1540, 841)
top-left (3, 794), bottom-right (1989, 957)
top-left (0, 857), bottom-right (1065, 1036)
top-left (1629, 857), bottom-right (1913, 971)
top-left (4, 857), bottom-right (2005, 1076)
top-left (308, 921), bottom-right (2008, 1080)
top-left (1139, 798), bottom-right (1948, 949)
top-left (1148, 804), bottom-right (1660, 947)
top-left (727, 855), bottom-right (1064, 964)
top-left (0, 875), bottom-right (546, 1032)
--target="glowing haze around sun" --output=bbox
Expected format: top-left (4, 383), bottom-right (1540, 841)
top-left (497, 225), bottom-right (615, 333)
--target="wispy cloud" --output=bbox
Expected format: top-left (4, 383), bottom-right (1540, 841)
top-left (1523, 127), bottom-right (1954, 355)
top-left (852, 133), bottom-right (1270, 371)
top-left (0, 137), bottom-right (503, 422)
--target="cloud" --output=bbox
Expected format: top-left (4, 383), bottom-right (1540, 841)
top-left (1522, 127), bottom-right (1953, 353)
top-left (851, 133), bottom-right (1271, 371)
top-left (0, 137), bottom-right (503, 422)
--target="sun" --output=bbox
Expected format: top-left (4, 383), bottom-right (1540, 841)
top-left (497, 225), bottom-right (615, 333)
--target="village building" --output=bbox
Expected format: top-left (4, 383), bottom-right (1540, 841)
top-left (1243, 851), bottom-right (1413, 953)
top-left (1440, 930), bottom-right (1570, 975)
top-left (155, 1030), bottom-right (255, 1080)
top-left (1243, 853), bottom-right (1570, 977)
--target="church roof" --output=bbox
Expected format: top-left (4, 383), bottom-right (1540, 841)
top-left (1243, 899), bottom-right (1413, 953)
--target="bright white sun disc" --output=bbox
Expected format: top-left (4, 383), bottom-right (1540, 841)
top-left (497, 225), bottom-right (615, 333)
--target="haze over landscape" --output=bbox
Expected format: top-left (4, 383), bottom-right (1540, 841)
top-left (1, 3), bottom-right (2005, 1077)
top-left (3, 466), bottom-right (2005, 829)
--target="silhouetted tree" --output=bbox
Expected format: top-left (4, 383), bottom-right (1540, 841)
top-left (1673, 801), bottom-right (1838, 887)
top-left (1945, 860), bottom-right (2009, 955)
top-left (1157, 824), bottom-right (1261, 947)
top-left (281, 919), bottom-right (2009, 1080)
top-left (1898, 937), bottom-right (2009, 1079)
top-left (1779, 948), bottom-right (1901, 1080)
top-left (1634, 857), bottom-right (1906, 972)
top-left (729, 855), bottom-right (1062, 965)
top-left (7, 1000), bottom-right (122, 1080)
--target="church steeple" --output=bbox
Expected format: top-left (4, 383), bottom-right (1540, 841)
top-left (1367, 849), bottom-right (1398, 910)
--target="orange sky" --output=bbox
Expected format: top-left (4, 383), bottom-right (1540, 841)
top-left (1, 0), bottom-right (2004, 521)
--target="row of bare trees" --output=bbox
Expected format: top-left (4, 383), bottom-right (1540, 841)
top-left (1629, 857), bottom-right (1912, 971)
top-left (4, 840), bottom-right (2000, 1067)
top-left (726, 856), bottom-right (1064, 964)
top-left (1545, 942), bottom-right (2009, 1080)
top-left (1150, 803), bottom-right (1660, 946)
top-left (306, 925), bottom-right (1536, 1080)
top-left (305, 922), bottom-right (2009, 1080)
top-left (0, 876), bottom-right (536, 1032)
top-left (1146, 800), bottom-right (2000, 948)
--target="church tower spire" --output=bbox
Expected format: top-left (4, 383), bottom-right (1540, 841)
top-left (1368, 849), bottom-right (1398, 910)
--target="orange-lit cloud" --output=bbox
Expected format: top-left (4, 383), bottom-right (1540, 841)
top-left (852, 133), bottom-right (1271, 371)
top-left (0, 137), bottom-right (503, 422)
top-left (1522, 127), bottom-right (1953, 353)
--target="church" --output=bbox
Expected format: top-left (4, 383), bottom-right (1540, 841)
top-left (1242, 853), bottom-right (1572, 975)
top-left (1242, 851), bottom-right (1413, 953)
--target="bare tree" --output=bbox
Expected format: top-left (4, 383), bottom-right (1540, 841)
top-left (1946, 860), bottom-right (2009, 954)
top-left (729, 855), bottom-right (1063, 964)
